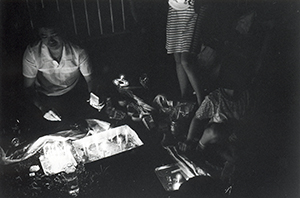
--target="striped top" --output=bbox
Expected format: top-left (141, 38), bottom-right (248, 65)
top-left (166, 4), bottom-right (197, 54)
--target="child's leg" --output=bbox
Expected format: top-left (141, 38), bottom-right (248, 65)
top-left (178, 117), bottom-right (208, 152)
top-left (199, 123), bottom-right (237, 164)
top-left (198, 123), bottom-right (226, 149)
top-left (181, 52), bottom-right (203, 105)
top-left (174, 53), bottom-right (190, 99)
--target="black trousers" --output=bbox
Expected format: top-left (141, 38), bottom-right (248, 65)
top-left (20, 78), bottom-right (96, 138)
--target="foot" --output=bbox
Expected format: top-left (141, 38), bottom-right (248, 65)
top-left (220, 161), bottom-right (236, 184)
top-left (161, 133), bottom-right (177, 147)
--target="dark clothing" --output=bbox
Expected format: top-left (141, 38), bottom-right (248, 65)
top-left (37, 76), bottom-right (90, 120)
top-left (21, 76), bottom-right (94, 138)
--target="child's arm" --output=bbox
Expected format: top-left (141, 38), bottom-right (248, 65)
top-left (179, 117), bottom-right (209, 152)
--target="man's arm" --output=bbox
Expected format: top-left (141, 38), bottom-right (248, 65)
top-left (23, 45), bottom-right (44, 111)
top-left (78, 48), bottom-right (93, 91)
top-left (24, 77), bottom-right (43, 111)
top-left (83, 74), bottom-right (93, 93)
top-left (84, 74), bottom-right (106, 111)
top-left (79, 49), bottom-right (106, 111)
top-left (23, 44), bottom-right (62, 121)
top-left (24, 77), bottom-right (61, 121)
top-left (24, 76), bottom-right (35, 88)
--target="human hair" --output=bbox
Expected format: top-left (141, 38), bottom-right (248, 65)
top-left (33, 8), bottom-right (64, 35)
top-left (218, 53), bottom-right (254, 91)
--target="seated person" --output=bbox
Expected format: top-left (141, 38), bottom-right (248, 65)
top-left (23, 10), bottom-right (102, 124)
top-left (178, 53), bottom-right (254, 166)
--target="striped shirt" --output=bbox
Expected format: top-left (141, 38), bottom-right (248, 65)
top-left (166, 4), bottom-right (197, 54)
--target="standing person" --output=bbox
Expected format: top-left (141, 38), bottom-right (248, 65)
top-left (166, 0), bottom-right (203, 105)
top-left (22, 10), bottom-right (102, 125)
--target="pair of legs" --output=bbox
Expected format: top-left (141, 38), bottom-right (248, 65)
top-left (179, 120), bottom-right (224, 151)
top-left (174, 52), bottom-right (203, 105)
top-left (198, 123), bottom-right (227, 149)
top-left (179, 120), bottom-right (235, 160)
top-left (198, 123), bottom-right (237, 164)
top-left (21, 77), bottom-right (93, 134)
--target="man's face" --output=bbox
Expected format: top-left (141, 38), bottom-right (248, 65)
top-left (38, 27), bottom-right (63, 50)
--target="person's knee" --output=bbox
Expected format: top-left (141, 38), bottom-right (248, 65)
top-left (181, 58), bottom-right (189, 67)
top-left (203, 127), bottom-right (216, 137)
top-left (181, 59), bottom-right (195, 71)
top-left (201, 127), bottom-right (220, 144)
top-left (181, 53), bottom-right (195, 69)
top-left (174, 53), bottom-right (181, 64)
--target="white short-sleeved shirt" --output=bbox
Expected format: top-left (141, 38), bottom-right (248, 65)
top-left (23, 41), bottom-right (92, 96)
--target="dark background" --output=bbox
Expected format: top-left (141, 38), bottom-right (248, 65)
top-left (1, 0), bottom-right (300, 198)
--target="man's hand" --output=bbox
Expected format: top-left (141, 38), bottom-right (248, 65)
top-left (88, 92), bottom-right (105, 111)
top-left (43, 109), bottom-right (61, 121)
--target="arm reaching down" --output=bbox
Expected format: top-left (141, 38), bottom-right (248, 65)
top-left (178, 117), bottom-right (209, 152)
top-left (24, 77), bottom-right (61, 121)
top-left (83, 74), bottom-right (93, 93)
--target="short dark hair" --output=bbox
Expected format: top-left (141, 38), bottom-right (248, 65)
top-left (218, 53), bottom-right (254, 90)
top-left (33, 8), bottom-right (63, 32)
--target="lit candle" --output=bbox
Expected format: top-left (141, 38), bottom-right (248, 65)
top-left (63, 141), bottom-right (68, 155)
top-left (95, 137), bottom-right (99, 152)
top-left (125, 131), bottom-right (128, 145)
top-left (117, 135), bottom-right (122, 150)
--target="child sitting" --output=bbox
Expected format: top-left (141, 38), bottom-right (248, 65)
top-left (178, 53), bottom-right (254, 167)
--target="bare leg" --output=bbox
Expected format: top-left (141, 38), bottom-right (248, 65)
top-left (174, 53), bottom-right (189, 99)
top-left (181, 52), bottom-right (203, 105)
top-left (199, 123), bottom-right (226, 149)
top-left (178, 117), bottom-right (208, 152)
top-left (199, 127), bottom-right (219, 148)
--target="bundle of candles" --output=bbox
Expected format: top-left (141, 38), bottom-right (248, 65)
top-left (39, 140), bottom-right (77, 176)
top-left (72, 125), bottom-right (143, 163)
top-left (20, 125), bottom-right (143, 179)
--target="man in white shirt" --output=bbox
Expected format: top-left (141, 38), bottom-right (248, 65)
top-left (23, 12), bottom-right (101, 122)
